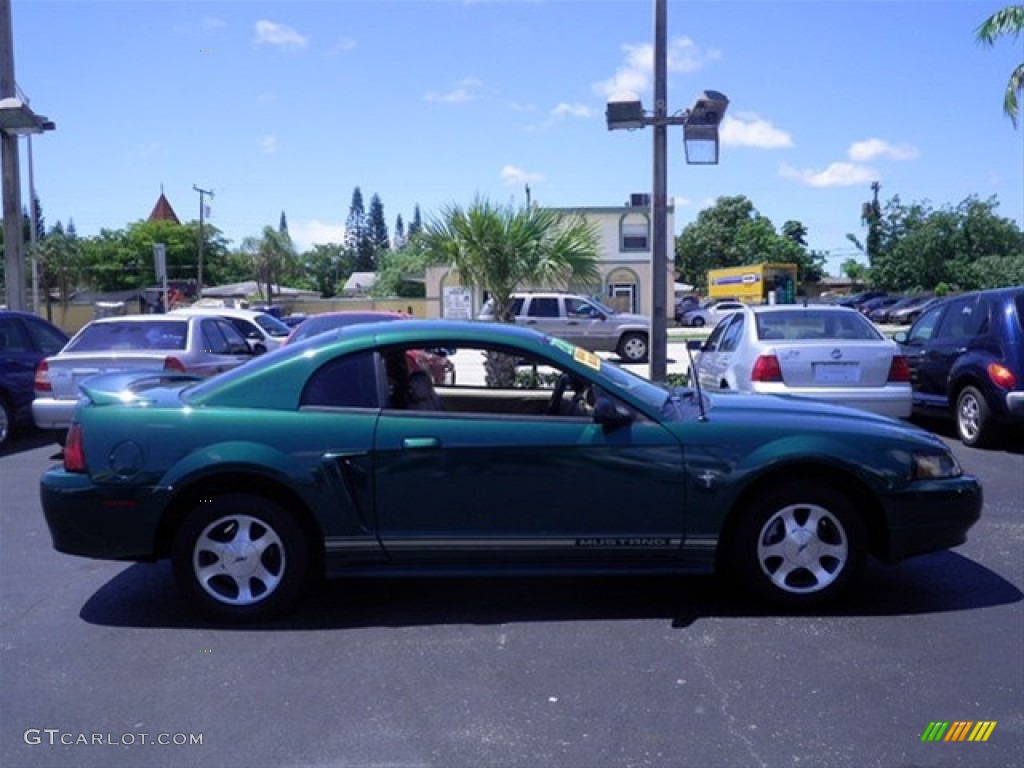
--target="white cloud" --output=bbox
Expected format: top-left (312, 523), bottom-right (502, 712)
top-left (254, 20), bottom-right (308, 49)
top-left (779, 161), bottom-right (879, 188)
top-left (260, 135), bottom-right (278, 154)
top-left (423, 78), bottom-right (483, 104)
top-left (290, 220), bottom-right (346, 251)
top-left (594, 36), bottom-right (720, 101)
top-left (550, 102), bottom-right (593, 120)
top-left (500, 165), bottom-right (545, 186)
top-left (330, 36), bottom-right (357, 53)
top-left (848, 138), bottom-right (919, 162)
top-left (720, 114), bottom-right (793, 149)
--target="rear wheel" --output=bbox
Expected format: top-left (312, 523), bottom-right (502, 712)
top-left (956, 385), bottom-right (998, 448)
top-left (617, 332), bottom-right (649, 363)
top-left (730, 482), bottom-right (866, 607)
top-left (172, 494), bottom-right (311, 621)
top-left (691, 316), bottom-right (706, 327)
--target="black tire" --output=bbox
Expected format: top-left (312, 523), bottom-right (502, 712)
top-left (172, 494), bottom-right (311, 621)
top-left (730, 482), bottom-right (866, 608)
top-left (617, 332), bottom-right (649, 364)
top-left (691, 317), bottom-right (706, 327)
top-left (956, 385), bottom-right (998, 448)
top-left (0, 396), bottom-right (13, 447)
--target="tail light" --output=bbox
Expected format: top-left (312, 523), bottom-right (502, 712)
top-left (34, 359), bottom-right (52, 393)
top-left (163, 356), bottom-right (186, 373)
top-left (751, 355), bottom-right (783, 382)
top-left (988, 363), bottom-right (1017, 389)
top-left (63, 423), bottom-right (87, 473)
top-left (888, 355), bottom-right (911, 383)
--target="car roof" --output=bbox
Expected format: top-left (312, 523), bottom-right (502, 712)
top-left (171, 306), bottom-right (270, 318)
top-left (86, 314), bottom-right (191, 324)
top-left (745, 304), bottom-right (861, 313)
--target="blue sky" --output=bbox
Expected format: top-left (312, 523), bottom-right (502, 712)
top-left (10, 0), bottom-right (1023, 277)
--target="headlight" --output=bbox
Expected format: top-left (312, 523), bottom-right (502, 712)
top-left (912, 451), bottom-right (962, 480)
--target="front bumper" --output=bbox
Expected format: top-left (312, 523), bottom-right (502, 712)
top-left (880, 475), bottom-right (983, 563)
top-left (40, 469), bottom-right (164, 561)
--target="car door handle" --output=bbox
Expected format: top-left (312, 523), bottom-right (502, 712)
top-left (402, 437), bottom-right (440, 449)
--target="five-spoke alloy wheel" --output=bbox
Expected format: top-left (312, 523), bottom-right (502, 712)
top-left (172, 494), bottom-right (310, 621)
top-left (732, 483), bottom-right (866, 607)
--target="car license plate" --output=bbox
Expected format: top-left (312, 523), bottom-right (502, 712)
top-left (814, 363), bottom-right (860, 383)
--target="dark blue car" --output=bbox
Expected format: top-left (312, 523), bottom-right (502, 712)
top-left (0, 310), bottom-right (69, 447)
top-left (895, 286), bottom-right (1024, 447)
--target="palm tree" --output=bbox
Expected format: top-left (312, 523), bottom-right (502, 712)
top-left (424, 198), bottom-right (601, 384)
top-left (241, 226), bottom-right (297, 305)
top-left (976, 5), bottom-right (1024, 127)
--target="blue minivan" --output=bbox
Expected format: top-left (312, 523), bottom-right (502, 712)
top-left (0, 310), bottom-right (69, 447)
top-left (895, 286), bottom-right (1024, 447)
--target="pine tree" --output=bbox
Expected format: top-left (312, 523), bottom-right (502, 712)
top-left (394, 214), bottom-right (406, 249)
top-left (345, 187), bottom-right (374, 272)
top-left (408, 205), bottom-right (423, 238)
top-left (279, 210), bottom-right (289, 235)
top-left (368, 194), bottom-right (390, 258)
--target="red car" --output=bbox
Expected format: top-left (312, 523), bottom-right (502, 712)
top-left (284, 311), bottom-right (454, 385)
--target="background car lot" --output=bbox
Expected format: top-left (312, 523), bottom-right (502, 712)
top-left (1, 424), bottom-right (1020, 768)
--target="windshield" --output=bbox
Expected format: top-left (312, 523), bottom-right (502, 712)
top-left (254, 313), bottom-right (292, 337)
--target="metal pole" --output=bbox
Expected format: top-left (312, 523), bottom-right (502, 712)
top-left (1, 0), bottom-right (25, 311)
top-left (193, 184), bottom-right (213, 298)
top-left (650, 0), bottom-right (669, 382)
top-left (28, 131), bottom-right (38, 313)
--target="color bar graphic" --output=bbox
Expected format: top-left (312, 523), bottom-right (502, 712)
top-left (921, 721), bottom-right (996, 742)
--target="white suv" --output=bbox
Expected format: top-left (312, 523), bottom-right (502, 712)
top-left (479, 292), bottom-right (650, 363)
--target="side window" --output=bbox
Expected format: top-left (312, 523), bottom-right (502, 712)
top-left (566, 298), bottom-right (600, 319)
top-left (510, 298), bottom-right (525, 316)
top-left (230, 318), bottom-right (259, 340)
top-left (936, 297), bottom-right (984, 341)
top-left (908, 305), bottom-right (944, 344)
top-left (0, 317), bottom-right (30, 352)
top-left (302, 352), bottom-right (379, 408)
top-left (718, 314), bottom-right (745, 353)
top-left (200, 319), bottom-right (233, 354)
top-left (25, 318), bottom-right (68, 354)
top-left (528, 298), bottom-right (559, 318)
top-left (703, 317), bottom-right (730, 352)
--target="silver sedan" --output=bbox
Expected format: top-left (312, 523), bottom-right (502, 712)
top-left (689, 304), bottom-right (912, 419)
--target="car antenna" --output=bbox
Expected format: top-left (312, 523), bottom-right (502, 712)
top-left (683, 340), bottom-right (708, 422)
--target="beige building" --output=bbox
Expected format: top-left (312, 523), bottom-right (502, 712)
top-left (424, 195), bottom-right (675, 319)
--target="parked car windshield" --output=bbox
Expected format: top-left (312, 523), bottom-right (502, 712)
top-left (66, 320), bottom-right (188, 352)
top-left (254, 313), bottom-right (293, 337)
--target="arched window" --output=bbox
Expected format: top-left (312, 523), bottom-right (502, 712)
top-left (620, 213), bottom-right (649, 251)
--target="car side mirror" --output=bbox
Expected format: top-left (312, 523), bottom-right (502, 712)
top-left (593, 397), bottom-right (634, 430)
top-left (686, 339), bottom-right (704, 351)
top-left (892, 331), bottom-right (908, 345)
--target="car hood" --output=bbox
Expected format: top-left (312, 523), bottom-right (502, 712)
top-left (699, 389), bottom-right (942, 445)
top-left (612, 312), bottom-right (650, 325)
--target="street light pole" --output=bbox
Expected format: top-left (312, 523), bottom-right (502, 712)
top-left (606, 0), bottom-right (727, 382)
top-left (651, 0), bottom-right (670, 382)
top-left (1, 0), bottom-right (24, 310)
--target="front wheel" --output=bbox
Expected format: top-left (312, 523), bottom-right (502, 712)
top-left (730, 483), bottom-right (866, 608)
top-left (172, 494), bottom-right (311, 621)
top-left (617, 332), bottom-right (649, 364)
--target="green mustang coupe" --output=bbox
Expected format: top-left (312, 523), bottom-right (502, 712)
top-left (40, 320), bottom-right (982, 621)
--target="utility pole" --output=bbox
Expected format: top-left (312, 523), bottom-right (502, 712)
top-left (193, 184), bottom-right (213, 297)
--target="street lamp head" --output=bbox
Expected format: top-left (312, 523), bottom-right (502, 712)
top-left (0, 97), bottom-right (55, 136)
top-left (683, 90), bottom-right (729, 165)
top-left (606, 99), bottom-right (647, 131)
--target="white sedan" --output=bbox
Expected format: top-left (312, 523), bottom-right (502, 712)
top-left (689, 304), bottom-right (912, 419)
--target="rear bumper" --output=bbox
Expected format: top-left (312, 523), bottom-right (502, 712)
top-left (1004, 391), bottom-right (1024, 418)
top-left (32, 396), bottom-right (77, 430)
top-left (40, 469), bottom-right (163, 561)
top-left (880, 475), bottom-right (983, 563)
top-left (750, 385), bottom-right (912, 419)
